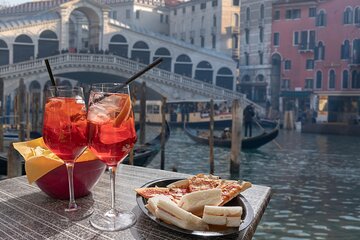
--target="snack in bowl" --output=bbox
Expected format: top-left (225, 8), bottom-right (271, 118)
top-left (135, 174), bottom-right (252, 232)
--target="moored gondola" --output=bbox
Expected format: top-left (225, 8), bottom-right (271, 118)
top-left (123, 121), bottom-right (170, 166)
top-left (183, 122), bottom-right (279, 150)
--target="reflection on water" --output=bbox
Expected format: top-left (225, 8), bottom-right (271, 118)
top-left (146, 126), bottom-right (360, 239)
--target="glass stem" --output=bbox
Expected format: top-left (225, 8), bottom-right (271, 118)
top-left (109, 166), bottom-right (117, 214)
top-left (65, 162), bottom-right (77, 211)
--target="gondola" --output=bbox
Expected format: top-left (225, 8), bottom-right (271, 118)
top-left (183, 122), bottom-right (279, 150)
top-left (122, 121), bottom-right (170, 166)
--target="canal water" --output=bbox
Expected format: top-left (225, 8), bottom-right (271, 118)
top-left (146, 126), bottom-right (360, 240)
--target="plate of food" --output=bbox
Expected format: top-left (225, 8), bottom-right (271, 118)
top-left (135, 174), bottom-right (254, 237)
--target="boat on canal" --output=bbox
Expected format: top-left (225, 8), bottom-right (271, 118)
top-left (183, 122), bottom-right (279, 150)
top-left (123, 121), bottom-right (170, 166)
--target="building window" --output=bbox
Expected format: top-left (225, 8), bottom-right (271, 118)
top-left (355, 7), bottom-right (360, 24)
top-left (212, 0), bottom-right (218, 7)
top-left (282, 79), bottom-right (290, 89)
top-left (306, 59), bottom-right (314, 69)
top-left (315, 41), bottom-right (325, 60)
top-left (174, 9), bottom-right (177, 15)
top-left (160, 14), bottom-right (163, 23)
top-left (309, 30), bottom-right (316, 49)
top-left (233, 0), bottom-right (239, 6)
top-left (342, 70), bottom-right (349, 89)
top-left (212, 34), bottom-right (216, 49)
top-left (245, 29), bottom-right (250, 44)
top-left (200, 3), bottom-right (206, 10)
top-left (245, 52), bottom-right (249, 65)
top-left (259, 51), bottom-right (263, 65)
top-left (260, 4), bottom-right (264, 19)
top-left (111, 11), bottom-right (117, 20)
top-left (190, 37), bottom-right (194, 44)
top-left (316, 10), bottom-right (327, 26)
top-left (351, 70), bottom-right (360, 88)
top-left (305, 78), bottom-right (314, 89)
top-left (192, 5), bottom-right (195, 12)
top-left (259, 27), bottom-right (264, 43)
top-left (284, 60), bottom-right (292, 70)
top-left (274, 10), bottom-right (280, 20)
top-left (273, 32), bottom-right (280, 46)
top-left (183, 7), bottom-right (186, 14)
top-left (316, 71), bottom-right (322, 89)
top-left (309, 7), bottom-right (316, 17)
top-left (299, 30), bottom-right (316, 50)
top-left (293, 31), bottom-right (299, 45)
top-left (329, 69), bottom-right (336, 89)
top-left (165, 15), bottom-right (169, 24)
top-left (213, 15), bottom-right (217, 27)
top-left (200, 36), bottom-right (205, 47)
top-left (341, 40), bottom-right (350, 59)
top-left (136, 10), bottom-right (140, 19)
top-left (246, 7), bottom-right (250, 21)
top-left (233, 34), bottom-right (238, 49)
top-left (126, 9), bottom-right (131, 19)
top-left (285, 9), bottom-right (301, 19)
top-left (343, 7), bottom-right (353, 24)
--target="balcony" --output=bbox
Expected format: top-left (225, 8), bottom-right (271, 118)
top-left (232, 26), bottom-right (240, 34)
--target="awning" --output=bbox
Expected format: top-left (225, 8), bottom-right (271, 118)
top-left (280, 91), bottom-right (312, 98)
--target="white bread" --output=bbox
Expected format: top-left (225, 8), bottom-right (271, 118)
top-left (202, 205), bottom-right (243, 227)
top-left (156, 198), bottom-right (209, 231)
top-left (145, 195), bottom-right (172, 216)
top-left (178, 189), bottom-right (222, 213)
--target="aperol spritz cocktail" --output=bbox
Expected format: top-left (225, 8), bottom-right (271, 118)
top-left (87, 83), bottom-right (137, 231)
top-left (42, 86), bottom-right (91, 220)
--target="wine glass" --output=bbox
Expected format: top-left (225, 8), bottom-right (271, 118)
top-left (43, 86), bottom-right (92, 220)
top-left (87, 83), bottom-right (137, 231)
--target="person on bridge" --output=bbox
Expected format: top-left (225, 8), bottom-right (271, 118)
top-left (244, 104), bottom-right (255, 137)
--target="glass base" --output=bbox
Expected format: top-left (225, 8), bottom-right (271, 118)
top-left (90, 209), bottom-right (137, 231)
top-left (54, 203), bottom-right (94, 222)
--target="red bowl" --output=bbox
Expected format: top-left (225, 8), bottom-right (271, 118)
top-left (35, 160), bottom-right (106, 200)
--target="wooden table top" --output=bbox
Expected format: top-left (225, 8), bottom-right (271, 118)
top-left (0, 164), bottom-right (271, 240)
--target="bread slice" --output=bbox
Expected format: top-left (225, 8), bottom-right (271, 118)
top-left (202, 205), bottom-right (243, 227)
top-left (178, 189), bottom-right (222, 213)
top-left (145, 195), bottom-right (172, 216)
top-left (156, 198), bottom-right (209, 231)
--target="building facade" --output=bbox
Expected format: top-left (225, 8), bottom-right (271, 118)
top-left (239, 0), bottom-right (273, 106)
top-left (271, 0), bottom-right (360, 123)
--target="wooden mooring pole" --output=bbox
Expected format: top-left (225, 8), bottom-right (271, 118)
top-left (230, 99), bottom-right (243, 178)
top-left (0, 78), bottom-right (4, 152)
top-left (18, 79), bottom-right (26, 142)
top-left (160, 97), bottom-right (167, 170)
top-left (26, 92), bottom-right (31, 140)
top-left (7, 142), bottom-right (22, 178)
top-left (209, 99), bottom-right (214, 175)
top-left (139, 82), bottom-right (146, 145)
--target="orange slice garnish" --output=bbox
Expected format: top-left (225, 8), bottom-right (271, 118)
top-left (113, 95), bottom-right (131, 127)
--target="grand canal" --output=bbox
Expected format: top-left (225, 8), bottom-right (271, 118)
top-left (146, 126), bottom-right (360, 239)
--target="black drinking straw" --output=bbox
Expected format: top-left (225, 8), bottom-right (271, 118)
top-left (44, 59), bottom-right (56, 87)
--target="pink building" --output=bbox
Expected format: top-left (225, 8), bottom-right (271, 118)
top-left (270, 0), bottom-right (360, 123)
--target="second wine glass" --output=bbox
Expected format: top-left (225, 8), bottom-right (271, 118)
top-left (87, 83), bottom-right (137, 231)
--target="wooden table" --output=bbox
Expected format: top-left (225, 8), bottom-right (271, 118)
top-left (0, 164), bottom-right (271, 240)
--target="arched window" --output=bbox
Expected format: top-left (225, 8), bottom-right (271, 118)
top-left (233, 34), bottom-right (238, 49)
top-left (316, 10), bottom-right (327, 26)
top-left (315, 41), bottom-right (325, 60)
top-left (195, 61), bottom-right (213, 84)
top-left (233, 13), bottom-right (239, 27)
top-left (244, 52), bottom-right (249, 65)
top-left (13, 34), bottom-right (34, 63)
top-left (216, 67), bottom-right (233, 90)
top-left (0, 39), bottom-right (9, 66)
top-left (256, 74), bottom-right (265, 82)
top-left (260, 4), bottom-right (265, 19)
top-left (343, 7), bottom-right (353, 24)
top-left (342, 70), bottom-right (349, 89)
top-left (352, 70), bottom-right (360, 88)
top-left (245, 29), bottom-right (250, 44)
top-left (259, 26), bottom-right (264, 43)
top-left (213, 14), bottom-right (217, 27)
top-left (355, 7), bottom-right (360, 24)
top-left (38, 30), bottom-right (59, 58)
top-left (353, 39), bottom-right (360, 64)
top-left (131, 41), bottom-right (150, 64)
top-left (246, 7), bottom-right (250, 21)
top-left (109, 34), bottom-right (128, 58)
top-left (329, 69), bottom-right (335, 89)
top-left (341, 40), bottom-right (351, 59)
top-left (316, 71), bottom-right (322, 89)
top-left (174, 54), bottom-right (192, 77)
top-left (153, 47), bottom-right (171, 71)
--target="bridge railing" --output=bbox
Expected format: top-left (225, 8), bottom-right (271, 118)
top-left (0, 53), bottom-right (264, 114)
